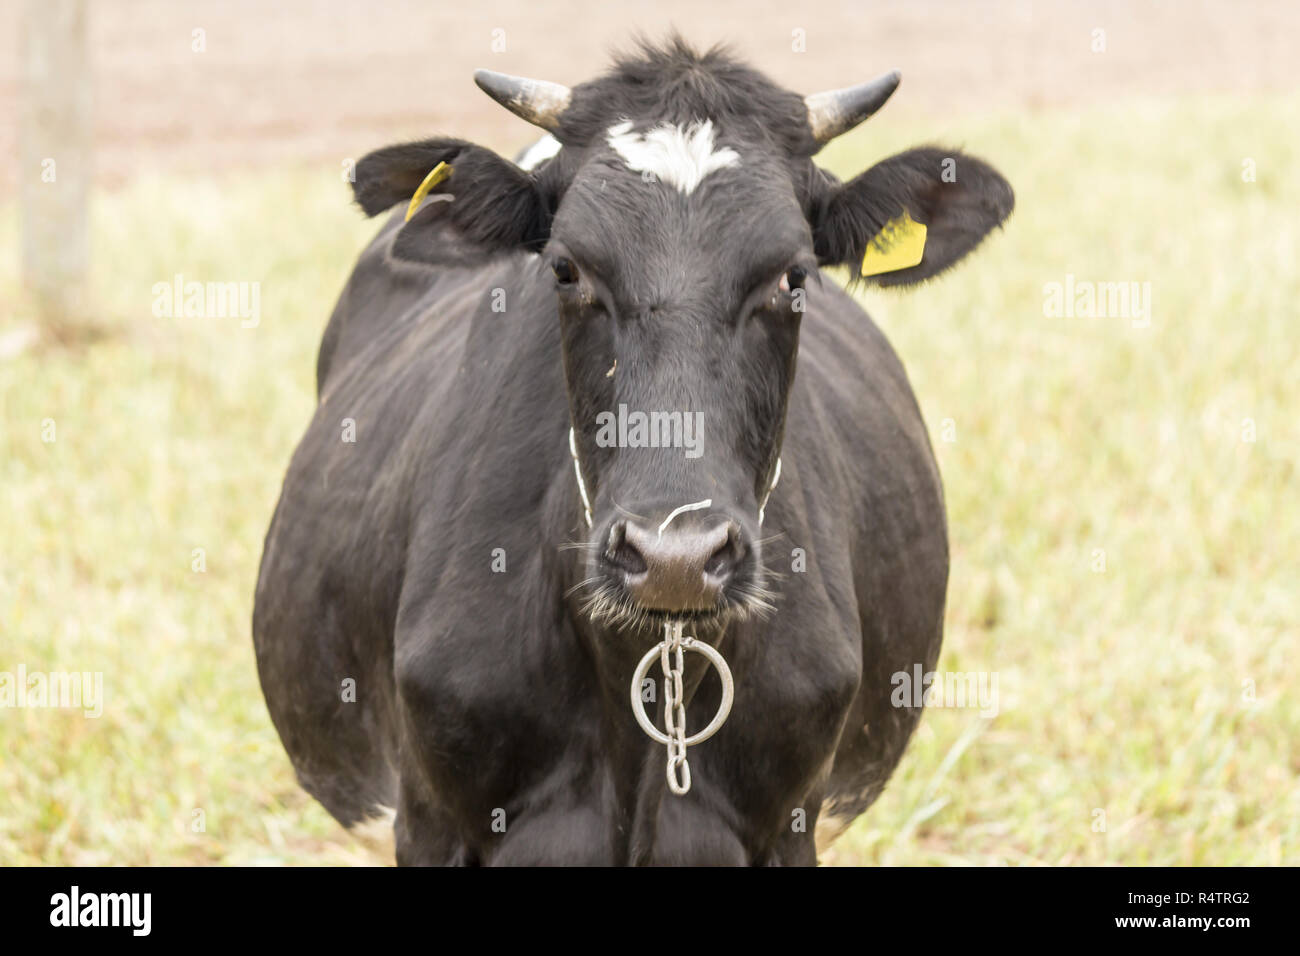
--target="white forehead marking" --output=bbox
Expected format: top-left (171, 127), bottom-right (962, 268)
top-left (517, 133), bottom-right (562, 171)
top-left (605, 119), bottom-right (740, 194)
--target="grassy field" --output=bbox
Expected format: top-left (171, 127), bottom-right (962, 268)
top-left (1, 94), bottom-right (1296, 865)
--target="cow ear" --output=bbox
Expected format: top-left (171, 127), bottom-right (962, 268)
top-left (352, 138), bottom-right (552, 265)
top-left (810, 147), bottom-right (1013, 287)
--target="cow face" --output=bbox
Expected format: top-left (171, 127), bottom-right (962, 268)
top-left (349, 40), bottom-right (1013, 630)
top-left (545, 128), bottom-right (809, 627)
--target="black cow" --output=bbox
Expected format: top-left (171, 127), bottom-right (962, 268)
top-left (253, 38), bottom-right (1012, 865)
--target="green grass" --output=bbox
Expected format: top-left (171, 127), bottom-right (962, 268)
top-left (2, 94), bottom-right (1297, 865)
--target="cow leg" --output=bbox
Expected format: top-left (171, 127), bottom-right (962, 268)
top-left (394, 773), bottom-right (473, 866)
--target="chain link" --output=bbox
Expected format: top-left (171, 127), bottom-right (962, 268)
top-left (661, 621), bottom-right (691, 794)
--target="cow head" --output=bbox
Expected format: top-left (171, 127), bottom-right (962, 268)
top-left (351, 39), bottom-right (1013, 632)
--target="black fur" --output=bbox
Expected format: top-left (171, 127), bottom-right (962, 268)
top-left (556, 36), bottom-right (818, 157)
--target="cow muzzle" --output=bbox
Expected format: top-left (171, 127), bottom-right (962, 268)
top-left (567, 427), bottom-right (782, 625)
top-left (604, 517), bottom-right (744, 613)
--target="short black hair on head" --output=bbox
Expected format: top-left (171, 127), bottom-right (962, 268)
top-left (554, 33), bottom-right (818, 157)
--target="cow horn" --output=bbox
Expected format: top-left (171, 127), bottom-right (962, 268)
top-left (473, 68), bottom-right (572, 133)
top-left (804, 70), bottom-right (901, 144)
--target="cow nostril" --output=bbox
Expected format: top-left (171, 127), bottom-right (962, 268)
top-left (703, 522), bottom-right (743, 580)
top-left (605, 520), bottom-right (648, 575)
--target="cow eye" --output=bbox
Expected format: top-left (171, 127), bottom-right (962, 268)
top-left (552, 257), bottom-right (579, 286)
top-left (780, 266), bottom-right (808, 293)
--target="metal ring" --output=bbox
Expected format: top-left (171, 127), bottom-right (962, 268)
top-left (629, 638), bottom-right (734, 746)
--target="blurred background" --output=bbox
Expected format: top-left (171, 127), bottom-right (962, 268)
top-left (1, 0), bottom-right (1296, 864)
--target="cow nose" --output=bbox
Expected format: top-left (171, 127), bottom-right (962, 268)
top-left (605, 519), bottom-right (742, 611)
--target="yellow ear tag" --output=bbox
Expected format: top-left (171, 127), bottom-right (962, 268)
top-left (404, 161), bottom-right (452, 222)
top-left (860, 209), bottom-right (927, 277)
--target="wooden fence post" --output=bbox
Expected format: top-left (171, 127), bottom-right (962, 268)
top-left (20, 0), bottom-right (91, 323)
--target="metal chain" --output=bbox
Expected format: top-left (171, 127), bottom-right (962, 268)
top-left (661, 621), bottom-right (692, 794)
top-left (629, 621), bottom-right (735, 797)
